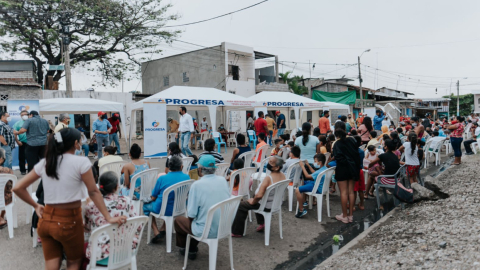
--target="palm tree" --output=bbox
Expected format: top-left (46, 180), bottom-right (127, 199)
top-left (279, 71), bottom-right (292, 85)
top-left (289, 79), bottom-right (308, 95)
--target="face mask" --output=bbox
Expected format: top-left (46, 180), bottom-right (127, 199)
top-left (279, 144), bottom-right (284, 149)
top-left (102, 114), bottom-right (107, 119)
top-left (220, 126), bottom-right (224, 129)
top-left (266, 163), bottom-right (274, 171)
top-left (21, 115), bottom-right (28, 120)
top-left (6, 117), bottom-right (11, 122)
top-left (389, 128), bottom-right (394, 131)
top-left (313, 163), bottom-right (321, 169)
top-left (412, 123), bottom-right (417, 127)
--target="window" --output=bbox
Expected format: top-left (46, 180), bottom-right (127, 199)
top-left (0, 95), bottom-right (8, 101)
top-left (182, 72), bottom-right (189, 83)
top-left (163, 76), bottom-right (169, 87)
top-left (290, 110), bottom-right (295, 120)
top-left (228, 65), bottom-right (239, 81)
top-left (307, 111), bottom-right (312, 122)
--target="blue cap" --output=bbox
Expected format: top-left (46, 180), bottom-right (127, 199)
top-left (338, 115), bottom-right (342, 119)
top-left (193, 118), bottom-right (196, 120)
top-left (197, 155), bottom-right (217, 168)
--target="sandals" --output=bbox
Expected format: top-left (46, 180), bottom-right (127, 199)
top-left (357, 204), bottom-right (365, 210)
top-left (335, 214), bottom-right (349, 224)
top-left (329, 188), bottom-right (336, 194)
top-left (0, 221), bottom-right (7, 230)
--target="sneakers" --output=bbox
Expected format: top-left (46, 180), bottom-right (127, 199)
top-left (179, 246), bottom-right (198, 260)
top-left (93, 155), bottom-right (98, 160)
top-left (295, 209), bottom-right (308, 218)
top-left (303, 202), bottom-right (308, 208)
top-left (231, 233), bottom-right (243, 238)
top-left (256, 224), bottom-right (265, 232)
top-left (465, 152), bottom-right (474, 155)
top-left (151, 231), bottom-right (166, 244)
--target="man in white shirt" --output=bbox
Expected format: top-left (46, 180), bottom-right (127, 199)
top-left (464, 122), bottom-right (480, 155)
top-left (176, 106), bottom-right (194, 156)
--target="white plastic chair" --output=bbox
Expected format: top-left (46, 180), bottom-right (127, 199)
top-left (471, 142), bottom-right (479, 154)
top-left (147, 180), bottom-right (195, 253)
top-left (129, 168), bottom-right (162, 215)
top-left (296, 167), bottom-right (335, 222)
top-left (227, 132), bottom-right (237, 147)
top-left (442, 139), bottom-right (452, 155)
top-left (280, 147), bottom-right (290, 160)
top-left (0, 174), bottom-right (17, 239)
top-left (363, 169), bottom-right (369, 186)
top-left (181, 157), bottom-right (194, 175)
top-left (99, 161), bottom-right (129, 178)
top-left (284, 161), bottom-right (302, 212)
top-left (253, 144), bottom-right (269, 167)
top-left (87, 216), bottom-right (148, 270)
top-left (248, 179), bottom-right (290, 246)
top-left (215, 163), bottom-right (230, 178)
top-left (425, 138), bottom-right (446, 167)
top-left (183, 196), bottom-right (242, 270)
top-left (195, 131), bottom-right (209, 150)
top-left (237, 151), bottom-right (256, 168)
top-left (168, 133), bottom-right (176, 143)
top-left (252, 157), bottom-right (271, 187)
top-left (31, 192), bottom-right (38, 247)
top-left (229, 167), bottom-right (256, 222)
top-left (423, 139), bottom-right (433, 169)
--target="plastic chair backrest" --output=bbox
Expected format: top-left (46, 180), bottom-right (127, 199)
top-left (256, 157), bottom-right (271, 177)
top-left (181, 157), bottom-right (194, 174)
top-left (247, 130), bottom-right (256, 141)
top-left (168, 133), bottom-right (176, 143)
top-left (212, 132), bottom-right (224, 143)
top-left (99, 161), bottom-right (129, 178)
top-left (432, 138), bottom-right (446, 152)
top-left (129, 168), bottom-right (162, 202)
top-left (200, 131), bottom-right (209, 140)
top-left (88, 216), bottom-right (148, 270)
top-left (229, 167), bottom-right (256, 196)
top-left (281, 147), bottom-right (290, 160)
top-left (158, 180), bottom-right (195, 217)
top-left (316, 167), bottom-right (335, 194)
top-left (0, 174), bottom-right (16, 209)
top-left (215, 163), bottom-right (230, 177)
top-left (377, 165), bottom-right (405, 186)
top-left (255, 144), bottom-right (270, 163)
top-left (238, 151), bottom-right (256, 168)
top-left (284, 160), bottom-right (301, 186)
top-left (257, 179), bottom-right (290, 213)
top-left (199, 196), bottom-right (242, 241)
top-left (324, 152), bottom-right (331, 162)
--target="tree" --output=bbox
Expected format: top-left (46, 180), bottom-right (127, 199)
top-left (279, 71), bottom-right (292, 85)
top-left (443, 93), bottom-right (474, 116)
top-left (0, 0), bottom-right (180, 88)
top-left (278, 71), bottom-right (307, 95)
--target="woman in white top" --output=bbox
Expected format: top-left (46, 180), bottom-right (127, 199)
top-left (398, 132), bottom-right (420, 184)
top-left (13, 128), bottom-right (126, 270)
top-left (98, 146), bottom-right (123, 168)
top-left (294, 122), bottom-right (320, 166)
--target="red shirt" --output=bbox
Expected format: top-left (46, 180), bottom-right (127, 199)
top-left (108, 118), bottom-right (119, 134)
top-left (254, 118), bottom-right (267, 135)
top-left (405, 125), bottom-right (412, 132)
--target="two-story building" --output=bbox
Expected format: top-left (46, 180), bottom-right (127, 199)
top-left (414, 98), bottom-right (451, 119)
top-left (0, 60), bottom-right (42, 110)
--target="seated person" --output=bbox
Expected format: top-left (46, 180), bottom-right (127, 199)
top-left (98, 146), bottom-right (123, 168)
top-left (270, 138), bottom-right (284, 156)
top-left (174, 155), bottom-right (230, 260)
top-left (278, 141), bottom-right (294, 158)
top-left (119, 144), bottom-right (151, 199)
top-left (229, 133), bottom-right (251, 170)
top-left (367, 131), bottom-right (379, 147)
top-left (217, 124), bottom-right (228, 142)
top-left (165, 142), bottom-right (186, 174)
top-left (295, 154), bottom-right (327, 218)
top-left (188, 155), bottom-right (199, 180)
top-left (367, 139), bottom-right (400, 188)
top-left (0, 148), bottom-right (13, 229)
top-left (143, 156), bottom-right (190, 243)
top-left (281, 145), bottom-right (301, 179)
top-left (254, 133), bottom-right (267, 163)
top-left (231, 156), bottom-right (286, 237)
top-left (84, 172), bottom-right (138, 267)
top-left (198, 138), bottom-right (224, 164)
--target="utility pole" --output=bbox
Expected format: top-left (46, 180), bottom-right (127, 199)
top-left (64, 43), bottom-right (73, 97)
top-left (358, 56), bottom-right (364, 113)
top-left (457, 80), bottom-right (460, 116)
top-left (308, 60), bottom-right (312, 97)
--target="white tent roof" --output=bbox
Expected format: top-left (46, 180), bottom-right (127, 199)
top-left (246, 91), bottom-right (349, 109)
top-left (131, 86), bottom-right (255, 111)
top-left (40, 98), bottom-right (124, 114)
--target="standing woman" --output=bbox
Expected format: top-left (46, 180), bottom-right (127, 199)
top-left (332, 122), bottom-right (361, 223)
top-left (357, 116), bottom-right (374, 145)
top-left (448, 116), bottom-right (465, 165)
top-left (13, 128), bottom-right (126, 270)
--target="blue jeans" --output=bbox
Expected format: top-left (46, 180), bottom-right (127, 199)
top-left (96, 136), bottom-right (110, 158)
top-left (109, 133), bottom-right (121, 154)
top-left (180, 132), bottom-right (193, 156)
top-left (277, 128), bottom-right (285, 137)
top-left (268, 130), bottom-right (273, 146)
top-left (450, 137), bottom-right (463, 158)
top-left (1, 145), bottom-right (12, 169)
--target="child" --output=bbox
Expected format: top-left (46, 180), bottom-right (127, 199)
top-left (367, 131), bottom-right (379, 146)
top-left (326, 134), bottom-right (336, 153)
top-left (271, 138), bottom-right (284, 156)
top-left (398, 132), bottom-right (420, 184)
top-left (397, 127), bottom-right (404, 138)
top-left (353, 136), bottom-right (365, 210)
top-left (188, 154), bottom-right (199, 180)
top-left (364, 145), bottom-right (381, 199)
top-left (368, 139), bottom-right (401, 187)
top-left (318, 135), bottom-right (328, 154)
top-left (295, 154), bottom-right (327, 218)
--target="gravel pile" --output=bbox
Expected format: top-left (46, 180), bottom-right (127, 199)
top-left (317, 154), bottom-right (480, 269)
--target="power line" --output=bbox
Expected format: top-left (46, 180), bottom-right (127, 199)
top-left (164, 0), bottom-right (269, 28)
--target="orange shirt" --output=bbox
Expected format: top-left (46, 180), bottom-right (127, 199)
top-left (255, 141), bottom-right (267, 162)
top-left (319, 117), bottom-right (331, 134)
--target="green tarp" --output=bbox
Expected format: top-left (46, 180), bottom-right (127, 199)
top-left (312, 90), bottom-right (356, 105)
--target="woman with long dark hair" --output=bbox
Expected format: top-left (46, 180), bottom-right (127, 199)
top-left (332, 122), bottom-right (361, 223)
top-left (294, 122), bottom-right (320, 166)
top-left (13, 128), bottom-right (125, 270)
top-left (358, 116), bottom-right (374, 144)
top-left (164, 142), bottom-right (185, 173)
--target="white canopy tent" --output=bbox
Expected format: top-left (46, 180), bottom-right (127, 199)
top-left (129, 86), bottom-right (256, 144)
top-left (246, 91), bottom-right (350, 129)
top-left (39, 98), bottom-right (128, 144)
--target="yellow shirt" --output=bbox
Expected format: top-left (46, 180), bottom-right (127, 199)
top-left (169, 120), bottom-right (179, 133)
top-left (266, 117), bottom-right (275, 131)
top-left (54, 123), bottom-right (68, 133)
top-left (367, 138), bottom-right (379, 147)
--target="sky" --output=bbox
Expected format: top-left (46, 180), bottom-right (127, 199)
top-left (57, 0), bottom-right (480, 98)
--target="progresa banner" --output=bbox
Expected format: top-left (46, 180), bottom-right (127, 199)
top-left (143, 102), bottom-right (168, 158)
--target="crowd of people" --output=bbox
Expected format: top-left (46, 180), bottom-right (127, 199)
top-left (1, 107), bottom-right (478, 269)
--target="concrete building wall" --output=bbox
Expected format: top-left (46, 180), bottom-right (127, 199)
top-left (314, 83), bottom-right (349, 93)
top-left (141, 46), bottom-right (226, 95)
top-left (0, 86), bottom-right (42, 107)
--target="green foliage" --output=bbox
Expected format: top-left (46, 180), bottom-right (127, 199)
top-left (278, 72), bottom-right (308, 95)
top-left (442, 93), bottom-right (474, 116)
top-left (0, 0), bottom-right (181, 86)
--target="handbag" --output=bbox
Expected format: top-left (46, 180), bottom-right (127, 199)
top-left (393, 182), bottom-right (414, 203)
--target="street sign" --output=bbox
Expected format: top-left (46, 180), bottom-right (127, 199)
top-left (48, 65), bottom-right (65, 71)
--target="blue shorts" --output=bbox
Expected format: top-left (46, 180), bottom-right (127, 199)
top-left (298, 180), bottom-right (322, 194)
top-left (143, 201), bottom-right (159, 216)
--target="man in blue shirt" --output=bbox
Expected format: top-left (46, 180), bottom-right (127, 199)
top-left (143, 156), bottom-right (190, 244)
top-left (373, 110), bottom-right (385, 132)
top-left (174, 155), bottom-right (230, 260)
top-left (92, 111), bottom-right (112, 159)
top-left (276, 111), bottom-right (286, 137)
top-left (295, 154), bottom-right (328, 218)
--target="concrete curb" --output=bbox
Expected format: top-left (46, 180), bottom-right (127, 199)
top-left (314, 207), bottom-right (400, 269)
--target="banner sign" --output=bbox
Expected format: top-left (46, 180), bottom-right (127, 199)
top-left (143, 102), bottom-right (167, 158)
top-left (158, 98), bottom-right (255, 107)
top-left (7, 100), bottom-right (40, 168)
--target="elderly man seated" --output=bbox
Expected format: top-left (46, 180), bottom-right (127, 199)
top-left (143, 156), bottom-right (190, 244)
top-left (174, 155), bottom-right (230, 260)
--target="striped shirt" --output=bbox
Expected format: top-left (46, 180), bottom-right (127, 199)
top-left (198, 151), bottom-right (224, 164)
